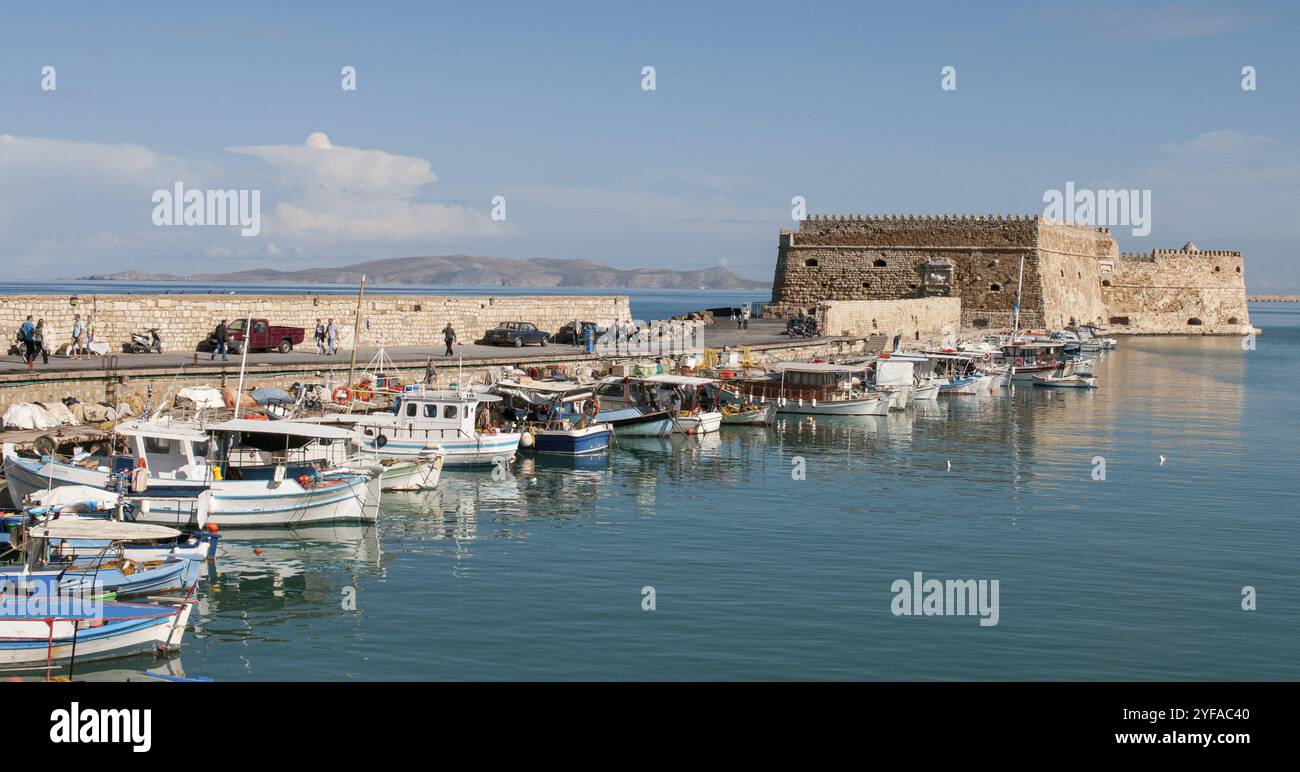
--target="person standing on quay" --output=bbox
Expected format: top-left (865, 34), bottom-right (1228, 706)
top-left (19, 315), bottom-right (36, 370)
top-left (442, 323), bottom-right (457, 357)
top-left (314, 318), bottom-right (326, 355)
top-left (212, 319), bottom-right (229, 362)
top-left (70, 314), bottom-right (86, 359)
top-left (326, 318), bottom-right (339, 355)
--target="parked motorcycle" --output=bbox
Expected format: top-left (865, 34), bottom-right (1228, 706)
top-left (785, 315), bottom-right (820, 338)
top-left (129, 328), bottom-right (163, 354)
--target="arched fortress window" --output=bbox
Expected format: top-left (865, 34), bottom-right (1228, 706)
top-left (1102, 279), bottom-right (1112, 287)
top-left (1187, 318), bottom-right (1203, 326)
top-left (804, 258), bottom-right (819, 267)
top-left (990, 283), bottom-right (1002, 292)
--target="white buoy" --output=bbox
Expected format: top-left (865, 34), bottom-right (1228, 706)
top-left (520, 432), bottom-right (535, 448)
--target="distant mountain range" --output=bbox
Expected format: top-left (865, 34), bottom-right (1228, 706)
top-left (80, 255), bottom-right (771, 290)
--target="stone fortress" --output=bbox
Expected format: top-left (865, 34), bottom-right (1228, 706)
top-left (765, 214), bottom-right (1251, 337)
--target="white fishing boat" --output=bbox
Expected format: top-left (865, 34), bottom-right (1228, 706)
top-left (720, 402), bottom-right (775, 426)
top-left (591, 378), bottom-right (675, 436)
top-left (3, 420), bottom-right (375, 528)
top-left (739, 362), bottom-right (890, 416)
top-left (267, 413), bottom-right (444, 490)
top-left (0, 599), bottom-right (193, 668)
top-left (636, 375), bottom-right (724, 434)
top-left (1032, 374), bottom-right (1098, 389)
top-left (307, 387), bottom-right (521, 467)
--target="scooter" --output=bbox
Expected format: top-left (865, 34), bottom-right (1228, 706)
top-left (129, 328), bottom-right (163, 354)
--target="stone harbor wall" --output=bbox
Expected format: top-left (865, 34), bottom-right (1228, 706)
top-left (1101, 248), bottom-right (1250, 334)
top-left (767, 213), bottom-right (1249, 334)
top-left (0, 293), bottom-right (631, 354)
top-left (813, 298), bottom-right (961, 343)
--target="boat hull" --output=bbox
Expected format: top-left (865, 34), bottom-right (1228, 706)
top-left (3, 454), bottom-right (373, 528)
top-left (594, 406), bottom-right (673, 436)
top-left (530, 424), bottom-right (613, 455)
top-left (777, 396), bottom-right (889, 416)
top-left (721, 404), bottom-right (775, 426)
top-left (0, 602), bottom-right (191, 667)
top-left (673, 412), bottom-right (722, 434)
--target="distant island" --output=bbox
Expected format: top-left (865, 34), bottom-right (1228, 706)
top-left (80, 255), bottom-right (771, 291)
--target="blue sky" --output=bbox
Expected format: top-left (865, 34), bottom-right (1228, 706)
top-left (1, 0), bottom-right (1297, 289)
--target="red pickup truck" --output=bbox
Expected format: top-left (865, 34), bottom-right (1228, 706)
top-left (207, 318), bottom-right (306, 354)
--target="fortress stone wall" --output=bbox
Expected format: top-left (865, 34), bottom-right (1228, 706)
top-left (767, 214), bottom-right (1248, 334)
top-left (813, 298), bottom-right (961, 343)
top-left (0, 293), bottom-right (631, 354)
top-left (1101, 246), bottom-right (1249, 334)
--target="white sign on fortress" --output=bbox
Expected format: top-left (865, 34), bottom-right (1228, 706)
top-left (766, 214), bottom-right (1250, 335)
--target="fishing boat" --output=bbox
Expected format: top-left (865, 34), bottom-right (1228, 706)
top-left (720, 402), bottom-right (775, 426)
top-left (740, 363), bottom-right (890, 416)
top-left (1002, 341), bottom-right (1072, 381)
top-left (260, 414), bottom-right (443, 491)
top-left (1, 520), bottom-right (203, 598)
top-left (309, 388), bottom-right (520, 467)
top-left (2, 420), bottom-right (375, 528)
top-left (492, 380), bottom-right (614, 455)
top-left (1032, 374), bottom-right (1098, 389)
top-left (636, 375), bottom-right (724, 433)
top-left (591, 378), bottom-right (675, 436)
top-left (871, 354), bottom-right (923, 410)
top-left (0, 598), bottom-right (192, 668)
top-left (22, 486), bottom-right (216, 562)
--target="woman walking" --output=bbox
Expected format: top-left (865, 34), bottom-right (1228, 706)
top-left (33, 319), bottom-right (49, 365)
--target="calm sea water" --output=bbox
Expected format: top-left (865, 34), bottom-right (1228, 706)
top-left (75, 303), bottom-right (1300, 680)
top-left (1, 280), bottom-right (765, 324)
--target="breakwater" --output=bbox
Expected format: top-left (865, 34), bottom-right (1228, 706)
top-left (0, 335), bottom-right (872, 409)
top-left (0, 293), bottom-right (631, 354)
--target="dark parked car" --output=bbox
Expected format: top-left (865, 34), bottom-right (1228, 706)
top-left (555, 321), bottom-right (607, 344)
top-left (484, 321), bottom-right (551, 347)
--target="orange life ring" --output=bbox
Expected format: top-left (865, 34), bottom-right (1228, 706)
top-left (355, 387), bottom-right (372, 402)
top-left (1014, 358), bottom-right (1024, 367)
top-left (332, 386), bottom-right (351, 403)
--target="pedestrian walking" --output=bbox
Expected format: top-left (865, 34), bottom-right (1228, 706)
top-left (314, 318), bottom-right (326, 354)
top-left (19, 315), bottom-right (35, 370)
top-left (33, 320), bottom-right (49, 365)
top-left (442, 323), bottom-right (457, 356)
top-left (742, 305), bottom-right (750, 329)
top-left (212, 319), bottom-right (230, 361)
top-left (326, 318), bottom-right (338, 355)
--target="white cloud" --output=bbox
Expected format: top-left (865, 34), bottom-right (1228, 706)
top-left (0, 132), bottom-right (499, 276)
top-left (227, 132), bottom-right (502, 242)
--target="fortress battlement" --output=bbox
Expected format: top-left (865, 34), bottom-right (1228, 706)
top-left (768, 212), bottom-right (1250, 335)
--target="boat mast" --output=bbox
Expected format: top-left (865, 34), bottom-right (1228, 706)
top-left (232, 309), bottom-right (254, 420)
top-left (1010, 253), bottom-right (1026, 382)
top-left (347, 274), bottom-right (367, 388)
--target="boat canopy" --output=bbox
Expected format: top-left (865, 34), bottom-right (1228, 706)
top-left (207, 419), bottom-right (357, 440)
top-left (639, 375), bottom-right (719, 386)
top-left (25, 485), bottom-right (119, 509)
top-left (29, 520), bottom-right (183, 542)
top-left (114, 420), bottom-right (210, 443)
top-left (494, 380), bottom-right (595, 405)
top-left (769, 362), bottom-right (870, 373)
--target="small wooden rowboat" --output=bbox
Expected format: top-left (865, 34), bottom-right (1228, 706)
top-left (1031, 374), bottom-right (1098, 389)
